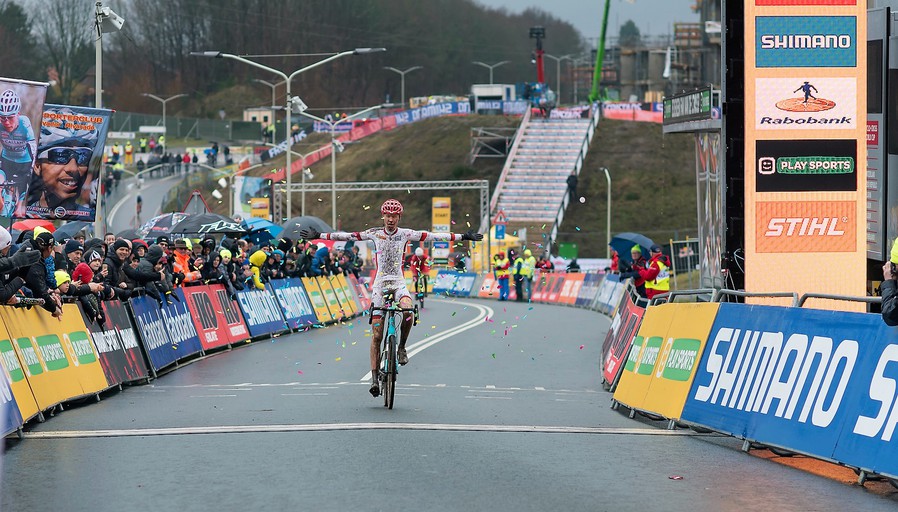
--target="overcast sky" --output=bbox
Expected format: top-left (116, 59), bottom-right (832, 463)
top-left (474, 0), bottom-right (699, 42)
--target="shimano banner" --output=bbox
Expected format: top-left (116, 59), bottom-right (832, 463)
top-left (432, 271), bottom-right (477, 297)
top-left (268, 278), bottom-right (318, 329)
top-left (235, 288), bottom-right (288, 337)
top-left (681, 303), bottom-right (898, 478)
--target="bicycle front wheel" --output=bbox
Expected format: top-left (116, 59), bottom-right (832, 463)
top-left (384, 334), bottom-right (396, 409)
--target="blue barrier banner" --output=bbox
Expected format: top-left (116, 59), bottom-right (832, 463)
top-left (393, 102), bottom-right (471, 126)
top-left (0, 368), bottom-right (23, 436)
top-left (681, 303), bottom-right (898, 477)
top-left (129, 295), bottom-right (203, 371)
top-left (576, 273), bottom-right (603, 307)
top-left (269, 278), bottom-right (318, 329)
top-left (594, 274), bottom-right (625, 314)
top-left (235, 288), bottom-right (288, 337)
top-left (432, 271), bottom-right (477, 297)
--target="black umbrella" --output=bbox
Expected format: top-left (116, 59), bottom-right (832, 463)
top-left (138, 213), bottom-right (190, 238)
top-left (609, 232), bottom-right (655, 263)
top-left (170, 213), bottom-right (246, 235)
top-left (53, 221), bottom-right (91, 241)
top-left (280, 216), bottom-right (334, 240)
top-left (115, 228), bottom-right (141, 241)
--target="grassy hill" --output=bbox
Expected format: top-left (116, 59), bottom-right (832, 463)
top-left (196, 116), bottom-right (696, 257)
top-left (250, 115), bottom-right (520, 232)
top-left (557, 119), bottom-right (698, 257)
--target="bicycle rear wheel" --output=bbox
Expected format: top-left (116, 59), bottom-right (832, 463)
top-left (384, 334), bottom-right (396, 409)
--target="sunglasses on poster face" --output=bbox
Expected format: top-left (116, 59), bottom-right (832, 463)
top-left (38, 147), bottom-right (92, 166)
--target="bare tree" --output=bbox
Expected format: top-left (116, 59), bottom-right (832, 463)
top-left (34, 0), bottom-right (96, 104)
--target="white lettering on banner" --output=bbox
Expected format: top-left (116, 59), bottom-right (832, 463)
top-left (118, 328), bottom-right (139, 350)
top-left (71, 336), bottom-right (93, 358)
top-left (0, 372), bottom-right (11, 404)
top-left (853, 345), bottom-right (898, 441)
top-left (1, 350), bottom-right (21, 374)
top-left (137, 314), bottom-right (169, 351)
top-left (19, 346), bottom-right (39, 369)
top-left (92, 330), bottom-right (120, 353)
top-left (161, 307), bottom-right (197, 345)
top-left (237, 290), bottom-right (282, 326)
top-left (204, 332), bottom-right (218, 343)
top-left (694, 328), bottom-right (857, 428)
top-left (38, 342), bottom-right (66, 363)
top-left (274, 285), bottom-right (314, 319)
top-left (603, 102), bottom-right (643, 111)
top-left (760, 34), bottom-right (852, 49)
top-left (670, 95), bottom-right (702, 118)
top-left (765, 218), bottom-right (845, 237)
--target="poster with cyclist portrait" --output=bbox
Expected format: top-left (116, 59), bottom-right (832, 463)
top-left (26, 104), bottom-right (112, 221)
top-left (0, 77), bottom-right (48, 219)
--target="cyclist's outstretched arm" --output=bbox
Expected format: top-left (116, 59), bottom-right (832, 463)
top-left (301, 227), bottom-right (375, 242)
top-left (404, 229), bottom-right (483, 242)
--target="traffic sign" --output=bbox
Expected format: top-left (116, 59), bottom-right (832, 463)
top-left (496, 224), bottom-right (506, 240)
top-left (494, 210), bottom-right (507, 225)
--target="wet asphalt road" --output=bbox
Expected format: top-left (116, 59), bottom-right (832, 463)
top-left (3, 298), bottom-right (898, 511)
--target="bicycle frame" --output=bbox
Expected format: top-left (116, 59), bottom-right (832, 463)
top-left (369, 294), bottom-right (418, 409)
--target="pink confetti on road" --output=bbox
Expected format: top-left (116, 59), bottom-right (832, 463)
top-left (580, 345), bottom-right (585, 350)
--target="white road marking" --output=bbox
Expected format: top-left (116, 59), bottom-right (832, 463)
top-left (21, 423), bottom-right (712, 439)
top-left (188, 394), bottom-right (237, 398)
top-left (359, 299), bottom-right (494, 382)
top-left (465, 395), bottom-right (513, 400)
top-left (281, 393), bottom-right (329, 396)
top-left (535, 387), bottom-right (546, 391)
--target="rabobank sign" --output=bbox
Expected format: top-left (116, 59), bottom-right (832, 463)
top-left (756, 16), bottom-right (856, 68)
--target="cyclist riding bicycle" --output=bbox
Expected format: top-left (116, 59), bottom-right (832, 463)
top-left (408, 246), bottom-right (430, 299)
top-left (300, 198), bottom-right (483, 397)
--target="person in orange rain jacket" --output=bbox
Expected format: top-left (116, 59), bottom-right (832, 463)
top-left (172, 238), bottom-right (200, 286)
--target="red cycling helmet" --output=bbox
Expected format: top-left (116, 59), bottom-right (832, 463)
top-left (381, 199), bottom-right (403, 215)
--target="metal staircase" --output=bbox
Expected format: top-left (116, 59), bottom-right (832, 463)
top-left (490, 109), bottom-right (598, 241)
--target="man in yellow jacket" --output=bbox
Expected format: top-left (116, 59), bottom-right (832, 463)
top-left (520, 249), bottom-right (536, 301)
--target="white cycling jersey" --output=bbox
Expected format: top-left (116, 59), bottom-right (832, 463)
top-left (322, 227), bottom-right (460, 308)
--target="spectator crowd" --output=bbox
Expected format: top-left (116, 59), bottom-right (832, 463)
top-left (0, 225), bottom-right (365, 325)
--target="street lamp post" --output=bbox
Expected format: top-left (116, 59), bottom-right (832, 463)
top-left (383, 66), bottom-right (422, 108)
top-left (141, 93), bottom-right (187, 155)
top-left (94, 1), bottom-right (124, 109)
top-left (472, 60), bottom-right (510, 84)
top-left (543, 53), bottom-right (573, 101)
top-left (252, 78), bottom-right (285, 109)
top-left (601, 167), bottom-right (611, 258)
top-left (299, 105), bottom-right (382, 229)
top-left (192, 47), bottom-right (386, 218)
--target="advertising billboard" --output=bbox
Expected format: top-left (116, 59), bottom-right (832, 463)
top-left (27, 105), bottom-right (112, 221)
top-left (0, 78), bottom-right (48, 218)
top-left (744, 1), bottom-right (866, 309)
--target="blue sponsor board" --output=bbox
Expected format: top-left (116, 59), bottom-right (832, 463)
top-left (130, 295), bottom-right (202, 371)
top-left (575, 273), bottom-right (603, 307)
top-left (432, 271), bottom-right (477, 297)
top-left (594, 273), bottom-right (625, 314)
top-left (269, 278), bottom-right (318, 329)
top-left (681, 303), bottom-right (898, 477)
top-left (0, 372), bottom-right (23, 436)
top-left (756, 16), bottom-right (856, 68)
top-left (393, 102), bottom-right (471, 126)
top-left (235, 288), bottom-right (288, 337)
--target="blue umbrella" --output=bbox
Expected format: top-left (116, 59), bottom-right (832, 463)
top-left (241, 217), bottom-right (283, 237)
top-left (245, 229), bottom-right (275, 247)
top-left (609, 232), bottom-right (654, 263)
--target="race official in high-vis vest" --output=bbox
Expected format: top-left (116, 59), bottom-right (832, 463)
top-left (644, 244), bottom-right (671, 300)
top-left (520, 249), bottom-right (536, 301)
